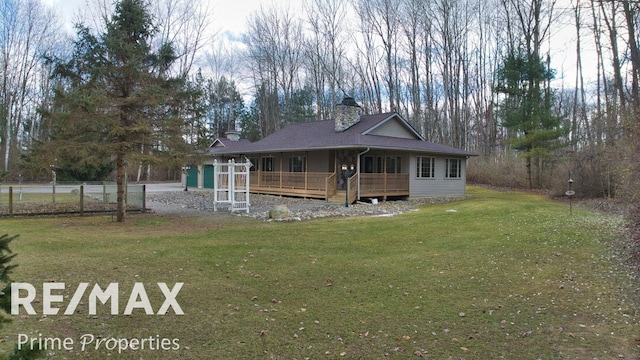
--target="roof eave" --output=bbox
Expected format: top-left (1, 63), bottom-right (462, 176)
top-left (210, 145), bottom-right (477, 157)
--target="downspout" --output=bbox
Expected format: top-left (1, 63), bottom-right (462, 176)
top-left (356, 148), bottom-right (370, 200)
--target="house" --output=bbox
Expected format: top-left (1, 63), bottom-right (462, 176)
top-left (186, 97), bottom-right (477, 203)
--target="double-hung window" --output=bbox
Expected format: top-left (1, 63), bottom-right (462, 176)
top-left (416, 156), bottom-right (435, 178)
top-left (445, 158), bottom-right (461, 179)
top-left (386, 156), bottom-right (402, 173)
top-left (261, 157), bottom-right (274, 172)
top-left (288, 156), bottom-right (306, 172)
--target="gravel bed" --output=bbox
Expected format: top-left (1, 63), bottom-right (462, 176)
top-left (146, 190), bottom-right (466, 221)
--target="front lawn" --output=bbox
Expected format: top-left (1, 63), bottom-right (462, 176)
top-left (0, 186), bottom-right (637, 359)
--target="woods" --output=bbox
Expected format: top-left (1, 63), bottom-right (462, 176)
top-left (1, 0), bottom-right (639, 204)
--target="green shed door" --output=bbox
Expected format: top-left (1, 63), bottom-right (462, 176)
top-left (186, 167), bottom-right (198, 188)
top-left (203, 165), bottom-right (214, 189)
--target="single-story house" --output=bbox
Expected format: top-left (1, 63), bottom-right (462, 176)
top-left (186, 97), bottom-right (477, 204)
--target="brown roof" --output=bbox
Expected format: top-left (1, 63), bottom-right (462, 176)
top-left (209, 112), bottom-right (477, 157)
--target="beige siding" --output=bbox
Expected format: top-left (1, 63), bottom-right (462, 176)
top-left (307, 151), bottom-right (332, 172)
top-left (366, 119), bottom-right (416, 139)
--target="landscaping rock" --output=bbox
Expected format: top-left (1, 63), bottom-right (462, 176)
top-left (146, 190), bottom-right (467, 221)
top-left (269, 205), bottom-right (291, 220)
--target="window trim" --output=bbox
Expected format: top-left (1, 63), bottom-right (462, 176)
top-left (445, 158), bottom-right (462, 179)
top-left (416, 156), bottom-right (435, 179)
top-left (288, 156), bottom-right (306, 172)
top-left (261, 157), bottom-right (274, 172)
top-left (386, 155), bottom-right (402, 174)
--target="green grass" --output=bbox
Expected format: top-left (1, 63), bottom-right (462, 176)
top-left (0, 186), bottom-right (637, 359)
top-left (0, 192), bottom-right (82, 205)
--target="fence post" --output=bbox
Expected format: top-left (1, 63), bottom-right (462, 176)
top-left (9, 186), bottom-right (13, 218)
top-left (142, 185), bottom-right (146, 213)
top-left (80, 185), bottom-right (84, 216)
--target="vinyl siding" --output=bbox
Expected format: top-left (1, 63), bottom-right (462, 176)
top-left (409, 155), bottom-right (466, 197)
top-left (366, 119), bottom-right (417, 138)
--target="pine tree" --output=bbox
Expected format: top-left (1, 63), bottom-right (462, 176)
top-left (495, 50), bottom-right (568, 189)
top-left (0, 234), bottom-right (42, 359)
top-left (39, 0), bottom-right (190, 222)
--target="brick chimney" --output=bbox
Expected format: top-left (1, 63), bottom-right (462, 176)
top-left (334, 96), bottom-right (362, 132)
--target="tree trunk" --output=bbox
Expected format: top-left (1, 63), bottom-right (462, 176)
top-left (622, 1), bottom-right (640, 110)
top-left (526, 153), bottom-right (533, 190)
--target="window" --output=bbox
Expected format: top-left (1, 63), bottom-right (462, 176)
top-left (386, 156), bottom-right (402, 173)
top-left (445, 158), bottom-right (461, 178)
top-left (289, 156), bottom-right (306, 172)
top-left (361, 155), bottom-right (401, 173)
top-left (376, 157), bottom-right (384, 173)
top-left (362, 156), bottom-right (375, 173)
top-left (248, 158), bottom-right (258, 172)
top-left (417, 156), bottom-right (435, 178)
top-left (261, 157), bottom-right (273, 172)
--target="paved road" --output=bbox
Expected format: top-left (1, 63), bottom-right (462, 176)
top-left (0, 182), bottom-right (185, 194)
top-left (0, 182), bottom-right (194, 215)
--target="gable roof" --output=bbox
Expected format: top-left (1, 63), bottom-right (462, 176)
top-left (209, 112), bottom-right (477, 157)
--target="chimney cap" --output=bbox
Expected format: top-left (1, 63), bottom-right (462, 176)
top-left (224, 130), bottom-right (240, 141)
top-left (339, 96), bottom-right (360, 107)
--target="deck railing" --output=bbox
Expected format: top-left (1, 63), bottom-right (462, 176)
top-left (348, 173), bottom-right (358, 204)
top-left (250, 171), bottom-right (336, 199)
top-left (359, 173), bottom-right (409, 196)
top-left (326, 172), bottom-right (336, 200)
top-left (248, 171), bottom-right (409, 200)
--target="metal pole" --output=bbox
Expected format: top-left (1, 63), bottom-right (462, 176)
top-left (52, 170), bottom-right (56, 204)
top-left (567, 177), bottom-right (574, 215)
top-left (345, 173), bottom-right (349, 208)
top-left (9, 186), bottom-right (13, 218)
top-left (183, 166), bottom-right (189, 191)
top-left (80, 185), bottom-right (84, 216)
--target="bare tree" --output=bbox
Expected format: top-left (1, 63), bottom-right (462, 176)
top-left (400, 0), bottom-right (426, 133)
top-left (244, 3), bottom-right (305, 135)
top-left (0, 0), bottom-right (60, 174)
top-left (304, 0), bottom-right (349, 120)
top-left (621, 1), bottom-right (640, 111)
top-left (152, 0), bottom-right (214, 78)
top-left (355, 0), bottom-right (401, 112)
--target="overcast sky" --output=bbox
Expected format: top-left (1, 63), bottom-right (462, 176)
top-left (42, 0), bottom-right (593, 87)
top-left (45, 0), bottom-right (273, 35)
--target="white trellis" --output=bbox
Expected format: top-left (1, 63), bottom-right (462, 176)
top-left (213, 159), bottom-right (251, 213)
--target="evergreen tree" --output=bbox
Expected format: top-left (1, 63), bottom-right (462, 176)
top-left (495, 50), bottom-right (568, 189)
top-left (0, 234), bottom-right (42, 359)
top-left (38, 0), bottom-right (190, 221)
top-left (284, 87), bottom-right (316, 124)
top-left (240, 100), bottom-right (262, 142)
top-left (206, 76), bottom-right (245, 139)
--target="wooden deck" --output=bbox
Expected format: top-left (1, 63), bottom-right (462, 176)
top-left (250, 171), bottom-right (334, 199)
top-left (359, 173), bottom-right (410, 198)
top-left (248, 171), bottom-right (408, 202)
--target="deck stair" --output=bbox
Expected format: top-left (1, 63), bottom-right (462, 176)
top-left (327, 191), bottom-right (348, 204)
